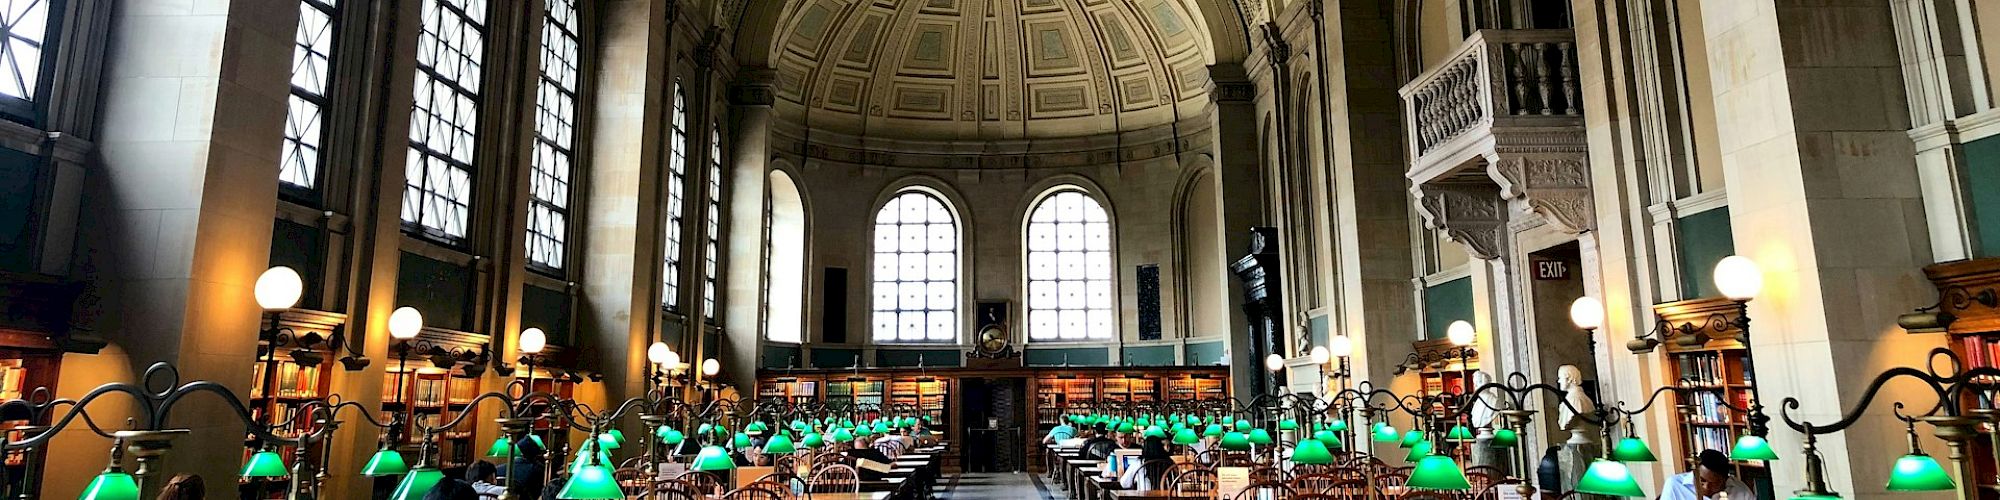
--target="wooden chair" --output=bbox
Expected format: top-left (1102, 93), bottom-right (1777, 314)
top-left (1159, 461), bottom-right (1206, 486)
top-left (1248, 467), bottom-right (1291, 485)
top-left (720, 486), bottom-right (785, 500)
top-left (1374, 471), bottom-right (1409, 490)
top-left (1228, 482), bottom-right (1295, 500)
top-left (1463, 471), bottom-right (1497, 494)
top-left (1396, 490), bottom-right (1458, 500)
top-left (1292, 494), bottom-right (1341, 500)
top-left (1464, 465), bottom-right (1503, 478)
top-left (1322, 479), bottom-right (1371, 499)
top-left (1290, 472), bottom-right (1342, 494)
top-left (1135, 459), bottom-right (1177, 490)
top-left (648, 480), bottom-right (701, 500)
top-left (1473, 479), bottom-right (1524, 500)
top-left (807, 463), bottom-right (861, 494)
top-left (675, 471), bottom-right (726, 496)
top-left (1168, 468), bottom-right (1218, 496)
top-left (737, 479), bottom-right (797, 500)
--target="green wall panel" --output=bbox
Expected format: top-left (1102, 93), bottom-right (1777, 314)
top-left (1025, 347), bottom-right (1109, 366)
top-left (763, 345), bottom-right (802, 369)
top-left (1184, 341), bottom-right (1225, 366)
top-left (1677, 208), bottom-right (1737, 298)
top-left (1121, 345), bottom-right (1177, 366)
top-left (396, 252), bottom-right (473, 331)
top-left (811, 348), bottom-right (863, 369)
top-left (1966, 135), bottom-right (2000, 257)
top-left (1424, 277), bottom-right (1474, 340)
top-left (1308, 314), bottom-right (1329, 348)
top-left (876, 349), bottom-right (961, 367)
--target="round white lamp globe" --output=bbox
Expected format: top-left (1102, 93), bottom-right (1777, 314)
top-left (254, 266), bottom-right (304, 310)
top-left (1569, 296), bottom-right (1605, 331)
top-left (1713, 255), bottom-right (1764, 301)
top-left (518, 327), bottom-right (547, 354)
top-left (1327, 335), bottom-right (1353, 358)
top-left (387, 307), bottom-right (423, 340)
top-left (1446, 320), bottom-right (1476, 347)
top-left (702, 358), bottom-right (721, 377)
top-left (647, 342), bottom-right (671, 365)
top-left (1309, 346), bottom-right (1330, 365)
top-left (1264, 354), bottom-right (1284, 372)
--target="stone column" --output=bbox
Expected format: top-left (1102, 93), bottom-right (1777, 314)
top-left (1208, 64), bottom-right (1268, 400)
top-left (72, 0), bottom-right (298, 495)
top-left (720, 76), bottom-right (774, 391)
top-left (1697, 1), bottom-right (1943, 496)
top-left (580, 0), bottom-right (677, 401)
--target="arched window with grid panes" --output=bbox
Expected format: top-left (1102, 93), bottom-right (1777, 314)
top-left (526, 0), bottom-right (582, 272)
top-left (278, 0), bottom-right (339, 196)
top-left (871, 189), bottom-right (960, 343)
top-left (701, 122), bottom-right (723, 319)
top-left (0, 0), bottom-right (59, 120)
top-left (402, 0), bottom-right (488, 244)
top-left (1024, 187), bottom-right (1115, 340)
top-left (661, 84), bottom-right (687, 309)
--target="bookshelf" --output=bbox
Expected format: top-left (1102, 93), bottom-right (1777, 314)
top-left (888, 377), bottom-right (948, 425)
top-left (1034, 376), bottom-right (1097, 429)
top-left (1919, 257), bottom-right (2000, 493)
top-left (825, 377), bottom-right (886, 408)
top-left (1166, 375), bottom-right (1226, 401)
top-left (1099, 374), bottom-right (1159, 403)
top-left (757, 377), bottom-right (820, 405)
top-left (1408, 339), bottom-right (1476, 419)
top-left (1653, 297), bottom-right (1767, 489)
top-left (382, 368), bottom-right (485, 468)
top-left (0, 349), bottom-right (58, 480)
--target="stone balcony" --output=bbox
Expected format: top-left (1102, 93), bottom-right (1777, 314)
top-left (1400, 29), bottom-right (1592, 259)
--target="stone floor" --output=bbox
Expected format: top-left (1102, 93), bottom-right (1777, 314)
top-left (937, 472), bottom-right (1064, 499)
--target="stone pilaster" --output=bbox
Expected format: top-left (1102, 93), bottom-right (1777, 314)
top-left (720, 76), bottom-right (774, 391)
top-left (1208, 64), bottom-right (1267, 400)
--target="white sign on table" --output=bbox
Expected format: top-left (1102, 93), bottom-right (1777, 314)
top-left (1215, 466), bottom-right (1250, 500)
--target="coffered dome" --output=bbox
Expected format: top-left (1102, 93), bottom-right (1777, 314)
top-left (769, 0), bottom-right (1216, 141)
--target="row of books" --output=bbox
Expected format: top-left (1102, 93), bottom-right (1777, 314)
top-left (249, 362), bottom-right (323, 399)
top-left (1673, 352), bottom-right (1740, 387)
top-left (1686, 426), bottom-right (1739, 456)
top-left (1680, 390), bottom-right (1740, 425)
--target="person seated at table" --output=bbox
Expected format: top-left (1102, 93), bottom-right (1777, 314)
top-left (841, 435), bottom-right (897, 481)
top-left (911, 421), bottom-right (940, 446)
top-left (873, 428), bottom-right (915, 457)
top-left (1042, 419), bottom-right (1078, 445)
top-left (1120, 436), bottom-right (1173, 490)
top-left (1660, 449), bottom-right (1755, 500)
top-left (1113, 429), bottom-right (1139, 450)
top-left (1188, 434), bottom-right (1221, 466)
top-left (1081, 424), bottom-right (1119, 460)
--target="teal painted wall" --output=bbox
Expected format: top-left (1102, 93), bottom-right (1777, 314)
top-left (1308, 314), bottom-right (1329, 348)
top-left (1424, 277), bottom-right (1474, 340)
top-left (1121, 345), bottom-right (1177, 366)
top-left (876, 349), bottom-right (961, 367)
top-left (1026, 347), bottom-right (1110, 366)
top-left (811, 348), bottom-right (863, 368)
top-left (1677, 208), bottom-right (1737, 297)
top-left (762, 345), bottom-right (802, 369)
top-left (1965, 135), bottom-right (2000, 257)
top-left (1184, 341), bottom-right (1225, 366)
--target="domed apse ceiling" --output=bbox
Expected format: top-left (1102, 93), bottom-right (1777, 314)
top-left (771, 0), bottom-right (1216, 141)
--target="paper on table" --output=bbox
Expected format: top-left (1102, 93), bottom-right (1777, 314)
top-left (1216, 466), bottom-right (1250, 500)
top-left (857, 458), bottom-right (894, 474)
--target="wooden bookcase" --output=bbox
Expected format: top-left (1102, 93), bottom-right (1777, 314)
top-left (756, 378), bottom-right (820, 405)
top-left (888, 377), bottom-right (948, 424)
top-left (1165, 374), bottom-right (1227, 401)
top-left (1920, 257), bottom-right (2000, 494)
top-left (382, 368), bottom-right (486, 468)
top-left (1652, 297), bottom-right (1767, 489)
top-left (0, 340), bottom-right (61, 486)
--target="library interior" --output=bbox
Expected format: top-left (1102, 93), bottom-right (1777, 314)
top-left (0, 0), bottom-right (1997, 499)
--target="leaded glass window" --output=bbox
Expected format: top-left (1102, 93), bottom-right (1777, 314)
top-left (871, 191), bottom-right (959, 343)
top-left (661, 86), bottom-right (687, 309)
top-left (0, 0), bottom-right (53, 106)
top-left (403, 0), bottom-right (487, 242)
top-left (527, 0), bottom-right (580, 271)
top-left (279, 0), bottom-right (337, 190)
top-left (701, 124), bottom-right (722, 318)
top-left (1025, 189), bottom-right (1114, 340)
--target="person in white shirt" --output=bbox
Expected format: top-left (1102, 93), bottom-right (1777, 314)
top-left (1660, 450), bottom-right (1757, 500)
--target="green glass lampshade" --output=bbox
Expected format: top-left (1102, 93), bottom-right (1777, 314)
top-left (698, 423), bottom-right (714, 435)
top-left (1137, 416), bottom-right (1152, 427)
top-left (1169, 414), bottom-right (1184, 424)
top-left (1399, 430), bottom-right (1424, 448)
top-left (486, 436), bottom-right (514, 458)
top-left (1293, 439), bottom-right (1335, 465)
top-left (1327, 419), bottom-right (1348, 432)
top-left (557, 463), bottom-right (624, 500)
top-left (803, 433), bottom-right (826, 449)
top-left (389, 468), bottom-right (445, 500)
top-left (1172, 428), bottom-right (1199, 445)
top-left (656, 426), bottom-right (673, 439)
top-left (1278, 419), bottom-right (1298, 431)
top-left (1220, 431), bottom-right (1251, 451)
top-left (1611, 437), bottom-right (1657, 463)
top-left (362, 448), bottom-right (410, 476)
top-left (1202, 424), bottom-right (1225, 437)
top-left (1171, 422), bottom-right (1188, 433)
top-left (792, 419), bottom-right (809, 432)
top-left (1886, 453), bottom-right (1956, 491)
top-left (1446, 425), bottom-right (1474, 441)
top-left (1189, 416), bottom-right (1204, 425)
top-left (764, 434), bottom-right (798, 454)
top-left (1116, 422), bottom-right (1135, 434)
top-left (1372, 423), bottom-right (1399, 442)
top-left (79, 470), bottom-right (140, 500)
top-left (1248, 428), bottom-right (1274, 445)
top-left (1312, 430), bottom-right (1342, 450)
top-left (1575, 460), bottom-right (1645, 497)
top-left (1234, 419), bottom-right (1251, 431)
top-left (608, 429), bottom-right (627, 444)
top-left (1490, 429), bottom-right (1519, 449)
top-left (1405, 439), bottom-right (1433, 462)
top-left (693, 445), bottom-right (737, 471)
top-left (1143, 426), bottom-right (1166, 439)
top-left (241, 450), bottom-right (288, 478)
top-left (662, 429), bottom-right (686, 446)
top-left (872, 422), bottom-right (890, 434)
top-left (839, 418), bottom-right (854, 428)
top-left (1789, 494), bottom-right (1843, 500)
top-left (732, 432), bottom-right (753, 448)
top-left (596, 432), bottom-right (621, 450)
top-left (746, 421), bottom-right (767, 436)
top-left (1730, 435), bottom-right (1780, 461)
top-left (1407, 455), bottom-right (1472, 490)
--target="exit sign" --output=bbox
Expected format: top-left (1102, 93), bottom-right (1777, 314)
top-left (1533, 259), bottom-right (1570, 280)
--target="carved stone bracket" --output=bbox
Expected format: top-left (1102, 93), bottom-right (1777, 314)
top-left (1488, 153), bottom-right (1593, 233)
top-left (1412, 180), bottom-right (1508, 260)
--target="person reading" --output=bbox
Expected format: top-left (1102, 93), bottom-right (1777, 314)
top-left (1660, 450), bottom-right (1755, 500)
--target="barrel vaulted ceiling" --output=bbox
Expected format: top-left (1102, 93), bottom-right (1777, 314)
top-left (769, 0), bottom-right (1217, 141)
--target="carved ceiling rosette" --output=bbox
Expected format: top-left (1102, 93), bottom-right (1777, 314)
top-left (1412, 180), bottom-right (1507, 260)
top-left (1487, 153), bottom-right (1594, 234)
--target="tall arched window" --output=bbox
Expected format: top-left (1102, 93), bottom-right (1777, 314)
top-left (701, 123), bottom-right (723, 318)
top-left (279, 0), bottom-right (340, 192)
top-left (764, 171), bottom-right (806, 343)
top-left (526, 0), bottom-right (581, 272)
top-left (872, 190), bottom-right (959, 343)
top-left (661, 85), bottom-right (686, 308)
top-left (1025, 188), bottom-right (1114, 340)
top-left (403, 0), bottom-right (487, 243)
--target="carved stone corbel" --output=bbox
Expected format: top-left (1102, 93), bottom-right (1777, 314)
top-left (1412, 180), bottom-right (1508, 260)
top-left (1487, 153), bottom-right (1594, 233)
